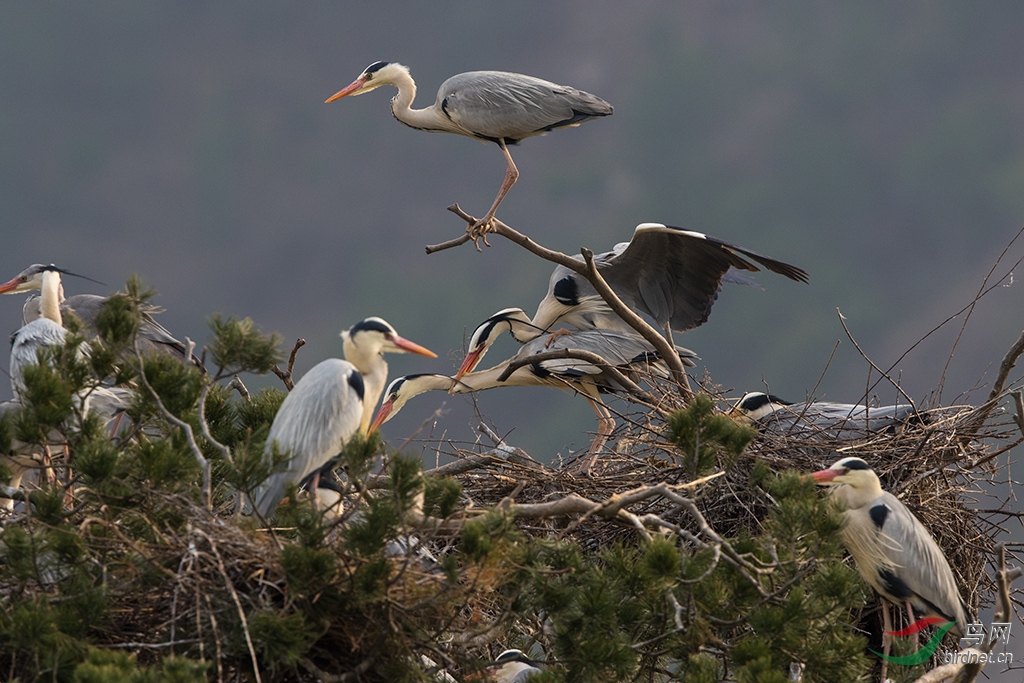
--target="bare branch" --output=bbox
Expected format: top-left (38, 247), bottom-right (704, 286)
top-left (135, 341), bottom-right (212, 509)
top-left (271, 337), bottom-right (306, 391)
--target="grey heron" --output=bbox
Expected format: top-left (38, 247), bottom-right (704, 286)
top-left (810, 457), bottom-right (969, 640)
top-left (1, 264), bottom-right (204, 371)
top-left (733, 392), bottom-right (921, 440)
top-left (7, 265), bottom-right (72, 397)
top-left (251, 317), bottom-right (436, 519)
top-left (325, 61), bottom-right (612, 236)
top-left (372, 311), bottom-right (696, 471)
top-left (527, 223), bottom-right (809, 344)
top-left (452, 225), bottom-right (808, 377)
top-left (473, 649), bottom-right (543, 682)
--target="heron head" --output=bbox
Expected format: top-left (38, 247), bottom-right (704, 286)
top-left (369, 373), bottom-right (456, 432)
top-left (0, 263), bottom-right (103, 296)
top-left (342, 317), bottom-right (437, 361)
top-left (455, 308), bottom-right (540, 379)
top-left (325, 61), bottom-right (410, 102)
top-left (0, 264), bottom-right (56, 294)
top-left (809, 457), bottom-right (876, 486)
top-left (729, 391), bottom-right (793, 422)
top-left (485, 649), bottom-right (542, 680)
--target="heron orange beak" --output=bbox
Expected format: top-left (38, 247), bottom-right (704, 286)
top-left (388, 335), bottom-right (438, 358)
top-left (454, 347), bottom-right (484, 380)
top-left (325, 76), bottom-right (368, 103)
top-left (810, 468), bottom-right (839, 483)
top-left (369, 399), bottom-right (395, 433)
top-left (0, 276), bottom-right (24, 294)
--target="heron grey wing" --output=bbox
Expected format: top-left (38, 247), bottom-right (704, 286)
top-left (439, 71), bottom-right (611, 141)
top-left (530, 329), bottom-right (658, 377)
top-left (254, 360), bottom-right (363, 517)
top-left (22, 295), bottom-right (41, 324)
top-left (786, 401), bottom-right (916, 437)
top-left (10, 319), bottom-right (68, 394)
top-left (874, 493), bottom-right (967, 630)
top-left (602, 226), bottom-right (742, 332)
top-left (82, 386), bottom-right (134, 424)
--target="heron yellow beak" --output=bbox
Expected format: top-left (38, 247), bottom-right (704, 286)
top-left (455, 347), bottom-right (484, 380)
top-left (369, 399), bottom-right (394, 433)
top-left (388, 335), bottom-right (438, 358)
top-left (0, 276), bottom-right (25, 294)
top-left (325, 76), bottom-right (368, 103)
top-left (810, 468), bottom-right (839, 483)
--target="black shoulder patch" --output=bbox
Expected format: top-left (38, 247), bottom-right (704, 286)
top-left (868, 503), bottom-right (889, 530)
top-left (347, 369), bottom-right (365, 401)
top-left (553, 276), bottom-right (579, 306)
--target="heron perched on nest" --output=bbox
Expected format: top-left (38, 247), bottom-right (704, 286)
top-left (733, 391), bottom-right (922, 440)
top-left (251, 318), bottom-right (436, 519)
top-left (0, 263), bottom-right (205, 371)
top-left (810, 457), bottom-right (969, 671)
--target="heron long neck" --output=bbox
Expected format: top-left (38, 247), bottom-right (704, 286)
top-left (39, 271), bottom-right (63, 326)
top-left (386, 70), bottom-right (461, 134)
top-left (453, 361), bottom-right (572, 393)
top-left (344, 342), bottom-right (389, 434)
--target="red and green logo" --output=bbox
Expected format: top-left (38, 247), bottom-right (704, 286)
top-left (871, 617), bottom-right (955, 665)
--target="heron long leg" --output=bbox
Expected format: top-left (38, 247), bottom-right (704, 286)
top-left (880, 600), bottom-right (892, 683)
top-left (469, 139), bottom-right (519, 244)
top-left (905, 601), bottom-right (918, 651)
top-left (579, 398), bottom-right (614, 476)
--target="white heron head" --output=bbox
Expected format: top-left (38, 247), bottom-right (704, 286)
top-left (730, 391), bottom-right (793, 422)
top-left (341, 317), bottom-right (437, 368)
top-left (0, 263), bottom-right (51, 294)
top-left (369, 373), bottom-right (457, 432)
top-left (483, 649), bottom-right (543, 682)
top-left (455, 308), bottom-right (542, 379)
top-left (810, 457), bottom-right (883, 508)
top-left (325, 61), bottom-right (412, 102)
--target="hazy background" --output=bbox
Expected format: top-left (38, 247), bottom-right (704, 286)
top-left (1, 0), bottom-right (1022, 668)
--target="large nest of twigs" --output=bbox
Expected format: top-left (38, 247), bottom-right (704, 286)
top-left (396, 372), bottom-right (1018, 626)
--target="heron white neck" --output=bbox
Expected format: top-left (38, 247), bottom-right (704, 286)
top-left (39, 271), bottom-right (63, 326)
top-left (344, 339), bottom-right (389, 434)
top-left (386, 70), bottom-right (461, 134)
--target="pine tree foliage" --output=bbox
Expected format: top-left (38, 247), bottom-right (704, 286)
top-left (0, 278), bottom-right (1011, 682)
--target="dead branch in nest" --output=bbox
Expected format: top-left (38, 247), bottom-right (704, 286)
top-left (271, 337), bottom-right (306, 391)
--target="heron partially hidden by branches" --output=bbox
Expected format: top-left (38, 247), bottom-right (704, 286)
top-left (810, 457), bottom-right (969, 673)
top-left (251, 317), bottom-right (436, 519)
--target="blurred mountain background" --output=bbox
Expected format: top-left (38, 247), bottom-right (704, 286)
top-left (2, 2), bottom-right (1023, 466)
